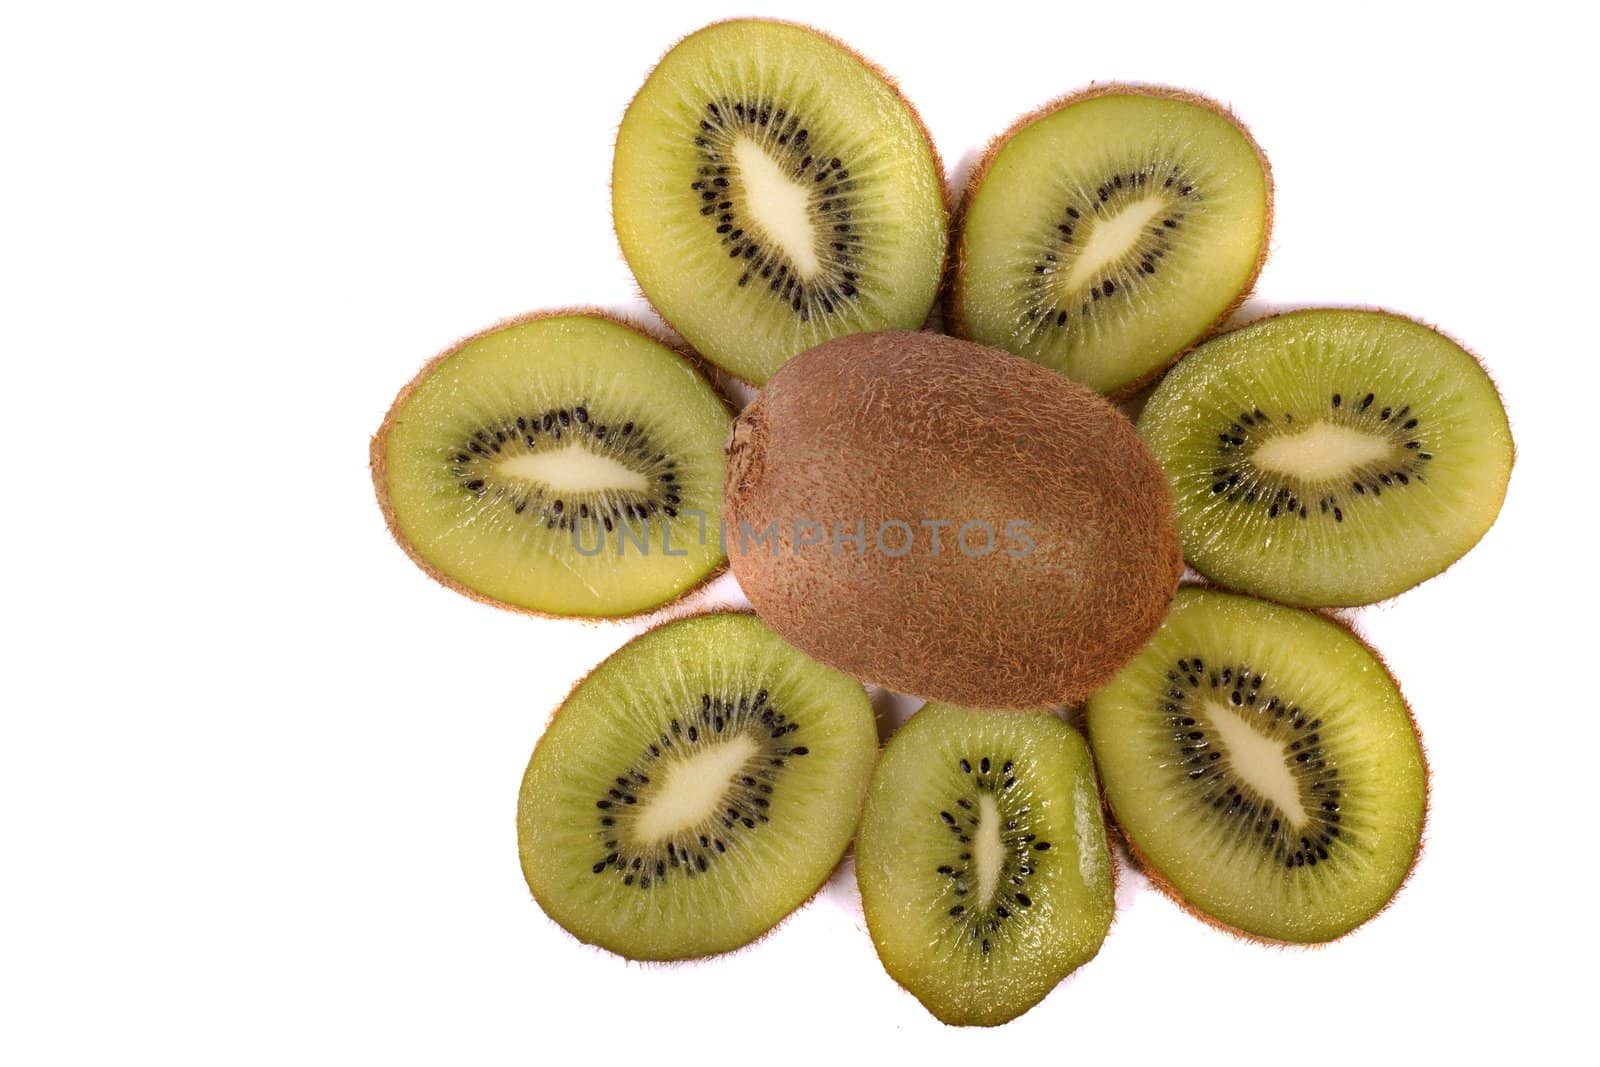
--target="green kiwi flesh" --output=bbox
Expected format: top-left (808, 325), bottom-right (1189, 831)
top-left (855, 703), bottom-right (1114, 1026)
top-left (517, 613), bottom-right (877, 960)
top-left (613, 20), bottom-right (948, 384)
top-left (953, 87), bottom-right (1271, 395)
top-left (1138, 309), bottom-right (1513, 606)
top-left (372, 312), bottom-right (730, 618)
top-left (1086, 588), bottom-right (1426, 944)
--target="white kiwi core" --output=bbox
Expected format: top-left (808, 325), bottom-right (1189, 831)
top-left (732, 136), bottom-right (821, 279)
top-left (972, 793), bottom-right (1005, 909)
top-left (1251, 422), bottom-right (1398, 483)
top-left (1060, 194), bottom-right (1169, 294)
top-left (496, 444), bottom-right (651, 494)
top-left (631, 735), bottom-right (760, 842)
top-left (1204, 700), bottom-right (1307, 827)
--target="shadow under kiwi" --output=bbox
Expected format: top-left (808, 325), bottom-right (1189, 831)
top-left (867, 686), bottom-right (925, 747)
top-left (923, 145), bottom-right (990, 335)
top-left (1108, 829), bottom-right (1152, 914)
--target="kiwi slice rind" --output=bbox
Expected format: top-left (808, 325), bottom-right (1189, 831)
top-left (1086, 587), bottom-right (1427, 945)
top-left (517, 612), bottom-right (878, 960)
top-left (951, 84), bottom-right (1272, 396)
top-left (371, 310), bottom-right (732, 619)
top-left (613, 19), bottom-right (949, 384)
top-left (1139, 308), bottom-right (1514, 607)
top-left (856, 703), bottom-right (1115, 1026)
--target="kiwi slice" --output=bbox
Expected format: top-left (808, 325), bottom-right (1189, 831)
top-left (612, 19), bottom-right (948, 384)
top-left (1138, 309), bottom-right (1514, 606)
top-left (951, 86), bottom-right (1271, 395)
top-left (371, 312), bottom-right (730, 618)
top-left (517, 612), bottom-right (877, 960)
top-left (856, 703), bottom-right (1114, 1026)
top-left (1087, 588), bottom-right (1426, 944)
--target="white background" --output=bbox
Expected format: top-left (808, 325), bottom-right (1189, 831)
top-left (3, 1), bottom-right (1595, 1063)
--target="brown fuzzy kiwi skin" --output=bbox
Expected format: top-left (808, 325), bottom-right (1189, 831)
top-left (610, 18), bottom-right (952, 387)
top-left (724, 330), bottom-right (1185, 710)
top-left (946, 82), bottom-right (1275, 401)
top-left (517, 609), bottom-right (874, 963)
top-left (1152, 305), bottom-right (1516, 611)
top-left (369, 307), bottom-right (735, 624)
top-left (1091, 582), bottom-right (1432, 947)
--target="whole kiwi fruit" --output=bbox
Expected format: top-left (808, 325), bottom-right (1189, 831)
top-left (724, 331), bottom-right (1182, 708)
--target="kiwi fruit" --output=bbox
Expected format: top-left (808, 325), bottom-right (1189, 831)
top-left (950, 86), bottom-right (1271, 395)
top-left (1087, 587), bottom-right (1426, 943)
top-left (1138, 308), bottom-right (1514, 606)
top-left (856, 702), bottom-right (1114, 1026)
top-left (724, 330), bottom-right (1182, 708)
top-left (517, 612), bottom-right (878, 960)
top-left (371, 311), bottom-right (731, 618)
top-left (612, 19), bottom-right (948, 384)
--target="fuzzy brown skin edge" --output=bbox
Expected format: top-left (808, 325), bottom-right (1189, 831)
top-left (609, 17), bottom-right (952, 387)
top-left (369, 307), bottom-right (735, 624)
top-left (1158, 305), bottom-right (1514, 611)
top-left (946, 82), bottom-right (1275, 401)
top-left (516, 608), bottom-right (880, 964)
top-left (1091, 582), bottom-right (1432, 947)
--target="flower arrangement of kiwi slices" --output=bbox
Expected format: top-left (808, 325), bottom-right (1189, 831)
top-left (370, 18), bottom-right (1513, 1028)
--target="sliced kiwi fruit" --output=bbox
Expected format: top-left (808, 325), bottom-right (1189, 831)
top-left (612, 19), bottom-right (948, 384)
top-left (1138, 308), bottom-right (1514, 606)
top-left (1087, 588), bottom-right (1426, 944)
top-left (856, 703), bottom-right (1114, 1026)
top-left (371, 311), bottom-right (731, 618)
top-left (517, 612), bottom-right (877, 960)
top-left (951, 86), bottom-right (1271, 395)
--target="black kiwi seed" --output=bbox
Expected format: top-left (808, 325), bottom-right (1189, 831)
top-left (585, 688), bottom-right (807, 889)
top-left (1204, 391), bottom-right (1428, 520)
top-left (689, 96), bottom-right (864, 323)
top-left (1160, 656), bottom-right (1347, 865)
top-left (938, 752), bottom-right (1048, 939)
top-left (1022, 165), bottom-right (1200, 324)
top-left (449, 410), bottom-right (685, 531)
